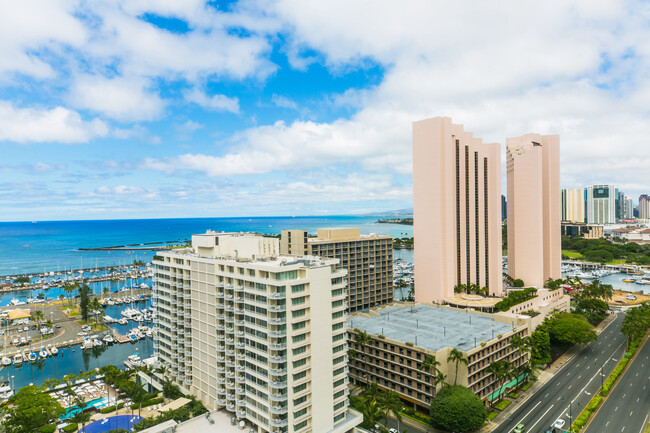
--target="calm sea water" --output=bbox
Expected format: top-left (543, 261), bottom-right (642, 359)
top-left (0, 216), bottom-right (413, 276)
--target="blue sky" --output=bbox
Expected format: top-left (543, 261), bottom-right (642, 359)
top-left (2, 1), bottom-right (650, 221)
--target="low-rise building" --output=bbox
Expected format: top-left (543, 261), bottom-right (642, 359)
top-left (561, 222), bottom-right (604, 239)
top-left (346, 304), bottom-right (530, 410)
top-left (611, 227), bottom-right (650, 244)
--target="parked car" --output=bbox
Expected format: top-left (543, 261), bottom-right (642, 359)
top-left (77, 331), bottom-right (87, 337)
top-left (82, 325), bottom-right (92, 332)
top-left (55, 324), bottom-right (62, 329)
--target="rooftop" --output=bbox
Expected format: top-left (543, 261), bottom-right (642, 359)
top-left (348, 304), bottom-right (514, 353)
top-left (139, 409), bottom-right (253, 433)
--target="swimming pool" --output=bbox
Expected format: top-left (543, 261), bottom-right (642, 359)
top-left (61, 396), bottom-right (112, 420)
top-left (83, 415), bottom-right (143, 433)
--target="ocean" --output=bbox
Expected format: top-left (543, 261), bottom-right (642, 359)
top-left (0, 216), bottom-right (414, 276)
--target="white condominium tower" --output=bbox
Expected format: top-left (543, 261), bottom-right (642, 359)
top-left (153, 232), bottom-right (362, 433)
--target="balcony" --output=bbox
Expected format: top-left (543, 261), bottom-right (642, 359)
top-left (267, 317), bottom-right (284, 325)
top-left (269, 367), bottom-right (287, 375)
top-left (235, 375), bottom-right (245, 383)
top-left (268, 292), bottom-right (285, 300)
top-left (236, 409), bottom-right (247, 418)
top-left (235, 387), bottom-right (245, 395)
top-left (268, 393), bottom-right (287, 402)
top-left (268, 305), bottom-right (286, 312)
top-left (269, 343), bottom-right (286, 351)
top-left (269, 380), bottom-right (287, 389)
top-left (269, 405), bottom-right (288, 415)
top-left (269, 418), bottom-right (288, 428)
top-left (269, 355), bottom-right (287, 363)
top-left (217, 398), bottom-right (227, 406)
top-left (184, 378), bottom-right (192, 386)
top-left (234, 285), bottom-right (244, 292)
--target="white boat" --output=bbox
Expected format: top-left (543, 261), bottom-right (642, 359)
top-left (635, 279), bottom-right (650, 285)
top-left (50, 346), bottom-right (58, 355)
top-left (103, 335), bottom-right (114, 344)
top-left (13, 354), bottom-right (22, 366)
top-left (39, 348), bottom-right (48, 359)
top-left (93, 338), bottom-right (103, 347)
top-left (126, 354), bottom-right (143, 367)
top-left (118, 318), bottom-right (127, 325)
top-left (1, 356), bottom-right (11, 366)
top-left (82, 339), bottom-right (94, 350)
top-left (27, 352), bottom-right (37, 362)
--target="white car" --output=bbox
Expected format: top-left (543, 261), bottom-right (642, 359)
top-left (554, 419), bottom-right (565, 429)
top-left (77, 331), bottom-right (87, 337)
top-left (82, 325), bottom-right (92, 332)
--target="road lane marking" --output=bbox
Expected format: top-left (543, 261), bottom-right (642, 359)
top-left (630, 411), bottom-right (633, 416)
top-left (615, 406), bottom-right (618, 411)
top-left (527, 404), bottom-right (554, 433)
top-left (606, 421), bottom-right (610, 427)
top-left (545, 393), bottom-right (549, 398)
top-left (512, 400), bottom-right (542, 430)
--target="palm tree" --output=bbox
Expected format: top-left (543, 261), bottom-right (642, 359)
top-left (379, 389), bottom-right (403, 430)
top-left (102, 286), bottom-right (110, 299)
top-left (447, 348), bottom-right (468, 385)
top-left (509, 335), bottom-right (530, 390)
top-left (356, 397), bottom-right (386, 430)
top-left (91, 298), bottom-right (103, 325)
top-left (419, 354), bottom-right (442, 394)
top-left (354, 331), bottom-right (373, 386)
top-left (32, 310), bottom-right (44, 326)
top-left (433, 371), bottom-right (447, 388)
top-left (364, 382), bottom-right (382, 402)
top-left (486, 361), bottom-right (510, 407)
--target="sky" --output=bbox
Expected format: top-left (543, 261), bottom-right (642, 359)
top-left (2, 0), bottom-right (650, 222)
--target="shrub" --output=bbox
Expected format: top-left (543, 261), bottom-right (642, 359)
top-left (521, 382), bottom-right (533, 391)
top-left (494, 399), bottom-right (511, 411)
top-left (486, 411), bottom-right (498, 421)
top-left (62, 424), bottom-right (78, 433)
top-left (37, 425), bottom-right (57, 433)
top-left (100, 402), bottom-right (125, 414)
top-left (513, 279), bottom-right (524, 287)
top-left (508, 392), bottom-right (519, 399)
top-left (429, 386), bottom-right (487, 432)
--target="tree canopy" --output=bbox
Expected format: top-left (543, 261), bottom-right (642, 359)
top-left (429, 385), bottom-right (487, 432)
top-left (4, 385), bottom-right (65, 433)
top-left (541, 313), bottom-right (597, 345)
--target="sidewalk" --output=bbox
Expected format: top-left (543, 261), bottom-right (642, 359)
top-left (479, 313), bottom-right (617, 432)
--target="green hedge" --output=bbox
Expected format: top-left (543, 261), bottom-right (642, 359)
top-left (37, 425), bottom-right (57, 433)
top-left (508, 392), bottom-right (519, 399)
top-left (521, 382), bottom-right (533, 391)
top-left (486, 412), bottom-right (498, 421)
top-left (100, 402), bottom-right (125, 414)
top-left (62, 424), bottom-right (78, 433)
top-left (494, 399), bottom-right (511, 411)
top-left (139, 397), bottom-right (164, 408)
top-left (494, 288), bottom-right (537, 312)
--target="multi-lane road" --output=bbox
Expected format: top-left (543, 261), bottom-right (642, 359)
top-left (496, 312), bottom-right (628, 433)
top-left (584, 332), bottom-right (649, 433)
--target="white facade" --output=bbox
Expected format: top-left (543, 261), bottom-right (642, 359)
top-left (586, 185), bottom-right (617, 224)
top-left (639, 195), bottom-right (650, 220)
top-left (153, 232), bottom-right (362, 433)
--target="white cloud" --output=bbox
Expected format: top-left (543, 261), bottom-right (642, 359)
top-left (271, 94), bottom-right (298, 109)
top-left (184, 88), bottom-right (240, 113)
top-left (0, 101), bottom-right (108, 144)
top-left (69, 75), bottom-right (165, 122)
top-left (0, 0), bottom-right (87, 80)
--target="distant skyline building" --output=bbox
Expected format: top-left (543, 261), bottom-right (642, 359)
top-left (506, 134), bottom-right (561, 288)
top-left (561, 188), bottom-right (585, 223)
top-left (624, 196), bottom-right (634, 219)
top-left (639, 194), bottom-right (650, 219)
top-left (280, 228), bottom-right (393, 312)
top-left (412, 117), bottom-right (502, 303)
top-left (616, 190), bottom-right (625, 221)
top-left (586, 185), bottom-right (617, 224)
top-left (501, 195), bottom-right (507, 221)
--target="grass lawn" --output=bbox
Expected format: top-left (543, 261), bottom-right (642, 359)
top-left (562, 250), bottom-right (583, 259)
top-left (74, 320), bottom-right (108, 332)
top-left (60, 306), bottom-right (80, 317)
top-left (605, 259), bottom-right (627, 265)
top-left (521, 382), bottom-right (533, 391)
top-left (487, 411), bottom-right (498, 421)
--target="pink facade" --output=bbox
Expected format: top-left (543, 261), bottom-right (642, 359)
top-left (506, 134), bottom-right (561, 288)
top-left (413, 117), bottom-right (503, 303)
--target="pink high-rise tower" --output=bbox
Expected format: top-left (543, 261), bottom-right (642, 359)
top-left (506, 134), bottom-right (561, 288)
top-left (413, 117), bottom-right (503, 303)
